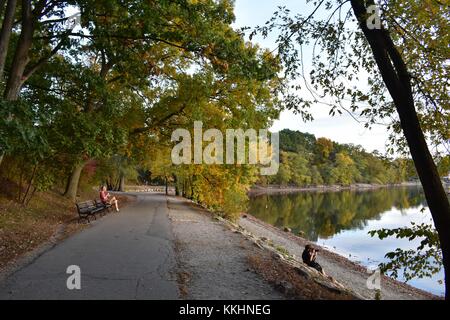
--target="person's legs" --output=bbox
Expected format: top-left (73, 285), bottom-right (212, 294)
top-left (308, 261), bottom-right (324, 274)
top-left (111, 197), bottom-right (119, 211)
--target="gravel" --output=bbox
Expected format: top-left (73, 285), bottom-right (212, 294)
top-left (167, 197), bottom-right (285, 300)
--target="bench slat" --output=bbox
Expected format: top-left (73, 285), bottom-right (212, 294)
top-left (76, 198), bottom-right (113, 223)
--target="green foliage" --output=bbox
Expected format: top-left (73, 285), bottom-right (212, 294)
top-left (273, 151), bottom-right (293, 186)
top-left (94, 155), bottom-right (138, 190)
top-left (437, 156), bottom-right (450, 177)
top-left (0, 0), bottom-right (445, 291)
top-left (33, 170), bottom-right (56, 193)
top-left (266, 129), bottom-right (416, 187)
top-left (0, 100), bottom-right (50, 161)
top-left (223, 185), bottom-right (248, 221)
top-left (289, 153), bottom-right (311, 186)
top-left (0, 0), bottom-right (282, 206)
top-left (252, 0), bottom-right (448, 156)
top-left (369, 222), bottom-right (442, 281)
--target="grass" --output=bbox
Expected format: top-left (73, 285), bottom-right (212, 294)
top-left (275, 245), bottom-right (290, 257)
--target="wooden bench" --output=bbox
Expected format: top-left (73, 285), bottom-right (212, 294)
top-left (94, 199), bottom-right (112, 214)
top-left (76, 199), bottom-right (112, 223)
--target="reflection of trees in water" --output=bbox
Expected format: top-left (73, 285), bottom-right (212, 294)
top-left (248, 187), bottom-right (426, 241)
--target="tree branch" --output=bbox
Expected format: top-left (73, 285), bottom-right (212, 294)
top-left (132, 104), bottom-right (187, 135)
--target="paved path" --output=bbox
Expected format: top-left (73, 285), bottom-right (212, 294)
top-left (0, 194), bottom-right (178, 299)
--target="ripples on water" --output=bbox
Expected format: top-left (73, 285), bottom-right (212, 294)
top-left (247, 186), bottom-right (445, 296)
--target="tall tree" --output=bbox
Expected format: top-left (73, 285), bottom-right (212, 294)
top-left (350, 0), bottom-right (450, 298)
top-left (3, 0), bottom-right (77, 100)
top-left (254, 0), bottom-right (450, 297)
top-left (0, 0), bottom-right (17, 79)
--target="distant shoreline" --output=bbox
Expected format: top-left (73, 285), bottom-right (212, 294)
top-left (248, 182), bottom-right (422, 196)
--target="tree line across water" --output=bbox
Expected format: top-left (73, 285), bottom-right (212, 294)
top-left (262, 129), bottom-right (448, 187)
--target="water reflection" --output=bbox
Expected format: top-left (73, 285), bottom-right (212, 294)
top-left (248, 187), bottom-right (445, 296)
top-left (248, 187), bottom-right (426, 241)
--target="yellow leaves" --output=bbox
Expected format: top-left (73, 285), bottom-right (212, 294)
top-left (338, 210), bottom-right (356, 226)
top-left (335, 152), bottom-right (354, 167)
top-left (317, 137), bottom-right (333, 158)
top-left (424, 0), bottom-right (438, 15)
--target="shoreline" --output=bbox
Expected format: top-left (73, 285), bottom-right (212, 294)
top-left (238, 212), bottom-right (440, 300)
top-left (180, 194), bottom-right (439, 299)
top-left (248, 182), bottom-right (422, 196)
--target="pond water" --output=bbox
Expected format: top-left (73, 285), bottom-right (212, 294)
top-left (247, 186), bottom-right (445, 297)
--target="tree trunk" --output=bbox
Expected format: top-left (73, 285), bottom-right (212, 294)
top-left (351, 0), bottom-right (450, 299)
top-left (165, 176), bottom-right (168, 195)
top-left (174, 175), bottom-right (182, 196)
top-left (173, 174), bottom-right (180, 196)
top-left (3, 0), bottom-right (33, 100)
top-left (0, 0), bottom-right (18, 166)
top-left (0, 0), bottom-right (17, 79)
top-left (119, 174), bottom-right (125, 192)
top-left (187, 177), bottom-right (193, 199)
top-left (22, 163), bottom-right (37, 205)
top-left (17, 167), bottom-right (24, 202)
top-left (24, 185), bottom-right (36, 207)
top-left (113, 178), bottom-right (118, 191)
top-left (64, 162), bottom-right (85, 201)
top-left (182, 180), bottom-right (186, 197)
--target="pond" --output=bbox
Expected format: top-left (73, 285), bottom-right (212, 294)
top-left (247, 186), bottom-right (445, 296)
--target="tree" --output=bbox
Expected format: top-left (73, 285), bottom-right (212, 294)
top-left (148, 147), bottom-right (174, 195)
top-left (316, 137), bottom-right (334, 162)
top-left (1, 0), bottom-right (79, 100)
top-left (350, 0), bottom-right (450, 299)
top-left (330, 152), bottom-right (360, 185)
top-left (369, 222), bottom-right (442, 282)
top-left (0, 0), bottom-right (17, 78)
top-left (266, 129), bottom-right (411, 187)
top-left (289, 152), bottom-right (311, 186)
top-left (253, 0), bottom-right (450, 297)
top-left (0, 1), bottom-right (79, 165)
top-left (273, 151), bottom-right (292, 186)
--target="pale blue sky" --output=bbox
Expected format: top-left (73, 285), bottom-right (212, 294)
top-left (232, 0), bottom-right (390, 153)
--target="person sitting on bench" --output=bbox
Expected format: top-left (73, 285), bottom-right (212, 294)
top-left (302, 244), bottom-right (325, 275)
top-left (100, 185), bottom-right (119, 212)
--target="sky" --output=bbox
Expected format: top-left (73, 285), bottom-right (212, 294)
top-left (232, 0), bottom-right (390, 154)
